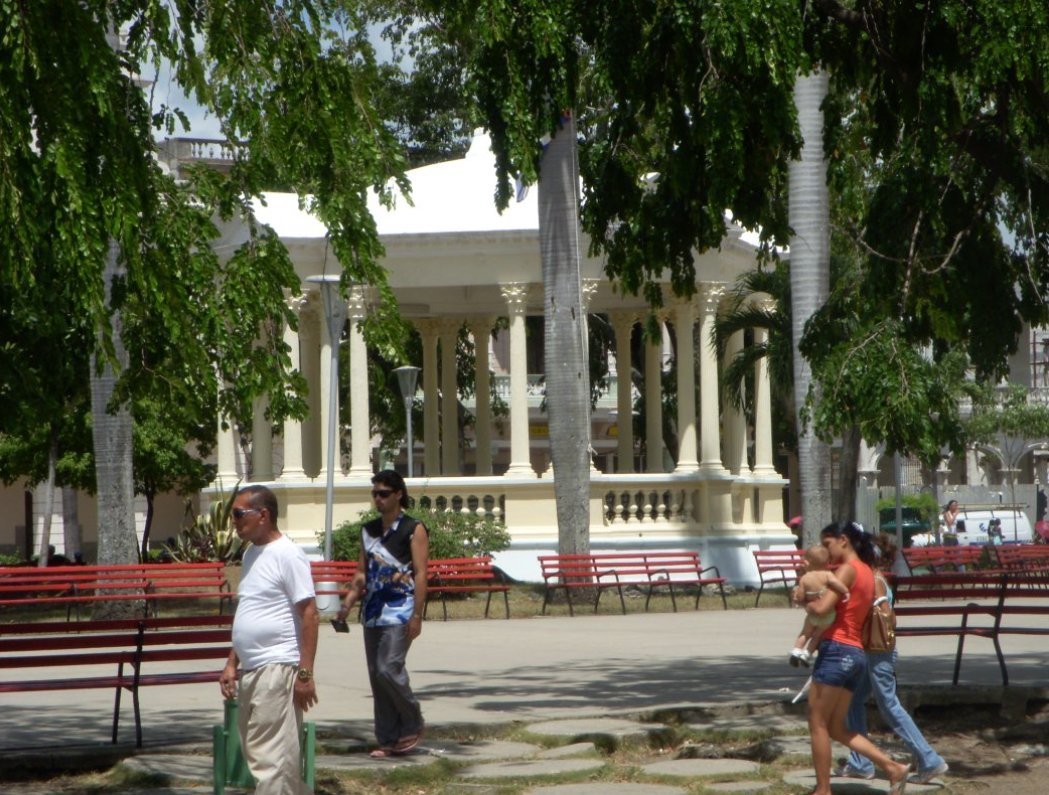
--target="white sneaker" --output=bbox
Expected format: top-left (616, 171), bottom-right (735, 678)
top-left (911, 762), bottom-right (949, 783)
top-left (832, 763), bottom-right (875, 780)
top-left (789, 648), bottom-right (811, 667)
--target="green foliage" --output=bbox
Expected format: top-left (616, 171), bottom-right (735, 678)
top-left (327, 506), bottom-right (511, 563)
top-left (875, 492), bottom-right (940, 530)
top-left (0, 2), bottom-right (412, 564)
top-left (168, 490), bottom-right (244, 564)
top-left (963, 383), bottom-right (1049, 467)
top-left (0, 552), bottom-right (24, 566)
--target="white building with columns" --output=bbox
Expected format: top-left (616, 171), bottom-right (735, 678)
top-left (207, 131), bottom-right (793, 584)
top-left (1, 131), bottom-right (794, 584)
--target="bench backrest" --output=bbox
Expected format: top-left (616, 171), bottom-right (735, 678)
top-left (538, 551), bottom-right (706, 580)
top-left (427, 557), bottom-right (498, 582)
top-left (901, 545), bottom-right (988, 573)
top-left (0, 615), bottom-right (233, 670)
top-left (992, 544), bottom-right (1049, 572)
top-left (752, 549), bottom-right (805, 576)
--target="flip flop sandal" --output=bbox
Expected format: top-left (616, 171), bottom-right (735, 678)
top-left (889, 764), bottom-right (913, 795)
top-left (393, 732), bottom-right (422, 754)
top-left (368, 747), bottom-right (397, 759)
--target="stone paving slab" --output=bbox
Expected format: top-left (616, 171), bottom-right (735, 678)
top-left (782, 767), bottom-right (941, 792)
top-left (766, 734), bottom-right (815, 757)
top-left (536, 741), bottom-right (599, 758)
top-left (122, 754), bottom-right (215, 781)
top-left (687, 714), bottom-right (809, 735)
top-left (640, 757), bottom-right (761, 777)
top-left (704, 782), bottom-right (775, 792)
top-left (524, 717), bottom-right (660, 742)
top-left (525, 784), bottom-right (686, 795)
top-left (460, 757), bottom-right (606, 780)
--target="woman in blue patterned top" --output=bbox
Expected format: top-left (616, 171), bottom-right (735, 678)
top-left (336, 470), bottom-right (428, 758)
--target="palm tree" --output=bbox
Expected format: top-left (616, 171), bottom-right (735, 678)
top-left (539, 113), bottom-right (591, 556)
top-left (788, 70), bottom-right (833, 541)
top-left (90, 242), bottom-right (140, 606)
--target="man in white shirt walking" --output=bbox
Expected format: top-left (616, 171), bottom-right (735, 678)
top-left (220, 485), bottom-right (319, 795)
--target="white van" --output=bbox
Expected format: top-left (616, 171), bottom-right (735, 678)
top-left (953, 507), bottom-right (1034, 545)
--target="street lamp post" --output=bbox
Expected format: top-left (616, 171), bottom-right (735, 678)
top-left (393, 366), bottom-right (420, 478)
top-left (306, 274), bottom-right (346, 562)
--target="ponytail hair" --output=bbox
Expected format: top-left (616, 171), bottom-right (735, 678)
top-left (820, 520), bottom-right (878, 566)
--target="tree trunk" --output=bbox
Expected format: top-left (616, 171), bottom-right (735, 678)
top-left (836, 426), bottom-right (861, 521)
top-left (62, 486), bottom-right (82, 563)
top-left (36, 431), bottom-right (58, 567)
top-left (539, 113), bottom-right (591, 556)
top-left (789, 71), bottom-right (833, 544)
top-left (90, 240), bottom-right (140, 616)
top-left (141, 491), bottom-right (155, 562)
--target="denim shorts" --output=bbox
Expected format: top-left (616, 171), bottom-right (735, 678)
top-left (811, 640), bottom-right (867, 692)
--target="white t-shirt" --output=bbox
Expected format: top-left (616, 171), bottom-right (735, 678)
top-left (232, 534), bottom-right (316, 671)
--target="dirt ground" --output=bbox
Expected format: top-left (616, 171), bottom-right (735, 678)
top-left (860, 698), bottom-right (1049, 794)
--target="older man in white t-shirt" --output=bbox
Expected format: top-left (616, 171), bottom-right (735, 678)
top-left (220, 485), bottom-right (318, 795)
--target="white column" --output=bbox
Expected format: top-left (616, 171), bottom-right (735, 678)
top-left (723, 328), bottom-right (746, 475)
top-left (673, 298), bottom-right (699, 472)
top-left (216, 414), bottom-right (238, 488)
top-left (610, 311), bottom-right (635, 473)
top-left (645, 316), bottom-right (666, 473)
top-left (280, 295), bottom-right (307, 480)
top-left (468, 317), bottom-right (495, 476)
top-left (439, 318), bottom-right (460, 476)
top-left (502, 283), bottom-right (536, 477)
top-left (251, 393), bottom-right (273, 481)
top-left (416, 319), bottom-right (440, 477)
top-left (347, 286), bottom-right (372, 477)
top-left (319, 289), bottom-right (346, 480)
top-left (299, 297), bottom-right (322, 477)
top-left (698, 283), bottom-right (728, 473)
top-left (752, 297), bottom-right (777, 476)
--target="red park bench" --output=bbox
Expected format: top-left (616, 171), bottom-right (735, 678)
top-left (539, 551), bottom-right (726, 616)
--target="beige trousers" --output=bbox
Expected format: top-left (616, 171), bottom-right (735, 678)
top-left (238, 663), bottom-right (312, 795)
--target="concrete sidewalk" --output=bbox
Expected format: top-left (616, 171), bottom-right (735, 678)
top-left (2, 605), bottom-right (1047, 752)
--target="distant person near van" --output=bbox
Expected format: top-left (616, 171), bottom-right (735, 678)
top-left (941, 500), bottom-right (960, 533)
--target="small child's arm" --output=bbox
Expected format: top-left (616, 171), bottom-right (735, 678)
top-left (825, 571), bottom-right (850, 597)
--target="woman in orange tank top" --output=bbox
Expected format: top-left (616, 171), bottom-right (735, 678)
top-left (801, 521), bottom-right (912, 795)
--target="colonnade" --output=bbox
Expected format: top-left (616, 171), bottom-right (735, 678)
top-left (214, 281), bottom-right (779, 493)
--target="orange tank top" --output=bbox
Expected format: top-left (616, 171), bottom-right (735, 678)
top-left (825, 559), bottom-right (874, 649)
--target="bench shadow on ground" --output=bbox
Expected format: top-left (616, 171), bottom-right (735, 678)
top-left (416, 651), bottom-right (1049, 716)
top-left (0, 650), bottom-right (1044, 755)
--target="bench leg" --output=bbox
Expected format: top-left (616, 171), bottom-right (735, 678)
top-left (992, 636), bottom-right (1009, 686)
top-left (952, 634), bottom-right (966, 686)
top-left (754, 583), bottom-right (765, 607)
top-left (112, 683), bottom-right (123, 744)
top-left (501, 589), bottom-right (510, 619)
top-left (483, 591), bottom-right (493, 619)
top-left (133, 682), bottom-right (143, 748)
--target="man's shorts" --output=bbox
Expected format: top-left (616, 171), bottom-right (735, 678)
top-left (811, 640), bottom-right (866, 691)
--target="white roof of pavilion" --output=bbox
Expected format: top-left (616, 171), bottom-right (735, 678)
top-left (236, 130), bottom-right (762, 315)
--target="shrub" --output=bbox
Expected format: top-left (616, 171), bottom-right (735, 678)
top-left (875, 491), bottom-right (940, 529)
top-left (168, 488), bottom-right (244, 564)
top-left (326, 505), bottom-right (511, 562)
top-left (0, 552), bottom-right (24, 566)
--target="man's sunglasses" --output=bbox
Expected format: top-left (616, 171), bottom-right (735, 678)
top-left (371, 489), bottom-right (395, 499)
top-left (231, 508), bottom-right (262, 520)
